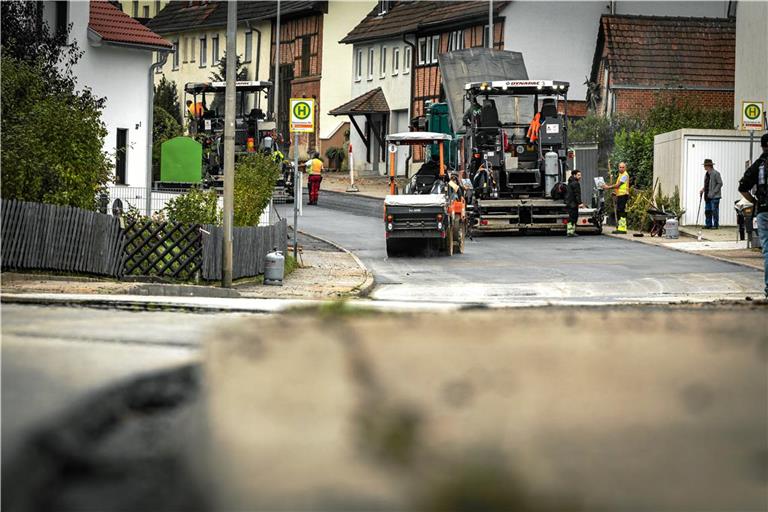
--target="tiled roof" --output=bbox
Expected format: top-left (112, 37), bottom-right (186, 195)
top-left (596, 14), bottom-right (735, 89)
top-left (329, 88), bottom-right (389, 115)
top-left (340, 0), bottom-right (508, 44)
top-left (89, 1), bottom-right (172, 49)
top-left (147, 0), bottom-right (326, 35)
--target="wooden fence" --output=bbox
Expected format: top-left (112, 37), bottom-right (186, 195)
top-left (122, 220), bottom-right (203, 280)
top-left (201, 219), bottom-right (288, 280)
top-left (1, 199), bottom-right (125, 277)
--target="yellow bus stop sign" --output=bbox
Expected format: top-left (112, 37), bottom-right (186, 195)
top-left (741, 101), bottom-right (764, 130)
top-left (290, 98), bottom-right (315, 133)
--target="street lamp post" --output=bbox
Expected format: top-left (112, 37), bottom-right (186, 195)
top-left (222, 0), bottom-right (237, 287)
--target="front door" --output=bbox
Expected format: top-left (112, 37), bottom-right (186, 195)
top-left (115, 128), bottom-right (128, 185)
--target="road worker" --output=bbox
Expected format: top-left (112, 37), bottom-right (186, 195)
top-left (565, 169), bottom-right (584, 237)
top-left (603, 161), bottom-right (630, 234)
top-left (305, 151), bottom-right (324, 205)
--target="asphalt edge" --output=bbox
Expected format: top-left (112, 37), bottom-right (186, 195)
top-left (604, 232), bottom-right (763, 271)
top-left (295, 228), bottom-right (376, 297)
top-left (0, 294), bottom-right (283, 313)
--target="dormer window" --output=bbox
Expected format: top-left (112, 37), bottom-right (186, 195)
top-left (377, 1), bottom-right (391, 16)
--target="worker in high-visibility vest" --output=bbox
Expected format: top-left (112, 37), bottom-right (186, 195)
top-left (305, 151), bottom-right (324, 205)
top-left (603, 161), bottom-right (630, 234)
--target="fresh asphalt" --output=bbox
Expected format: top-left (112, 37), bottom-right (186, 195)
top-left (277, 190), bottom-right (764, 305)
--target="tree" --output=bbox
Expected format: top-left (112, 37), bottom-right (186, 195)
top-left (209, 51), bottom-right (249, 113)
top-left (1, 1), bottom-right (112, 210)
top-left (154, 76), bottom-right (182, 125)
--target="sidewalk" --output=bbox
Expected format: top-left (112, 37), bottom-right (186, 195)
top-left (1, 244), bottom-right (372, 301)
top-left (606, 226), bottom-right (764, 271)
top-left (321, 172), bottom-right (400, 199)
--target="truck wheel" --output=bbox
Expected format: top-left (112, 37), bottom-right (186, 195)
top-left (456, 221), bottom-right (466, 254)
top-left (444, 224), bottom-right (454, 256)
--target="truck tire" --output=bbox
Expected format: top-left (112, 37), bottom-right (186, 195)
top-left (444, 224), bottom-right (454, 256)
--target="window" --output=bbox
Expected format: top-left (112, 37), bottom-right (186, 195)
top-left (417, 37), bottom-right (428, 65)
top-left (392, 47), bottom-right (400, 76)
top-left (143, 5), bottom-right (149, 17)
top-left (54, 1), bottom-right (68, 40)
top-left (115, 129), bottom-right (128, 185)
top-left (132, 0), bottom-right (138, 17)
top-left (403, 46), bottom-right (411, 74)
top-left (355, 49), bottom-right (362, 81)
top-left (211, 35), bottom-right (219, 65)
top-left (244, 31), bottom-right (253, 63)
top-left (301, 36), bottom-right (311, 76)
top-left (417, 36), bottom-right (439, 65)
top-left (483, 25), bottom-right (491, 47)
top-left (182, 38), bottom-right (188, 63)
top-left (155, 0), bottom-right (161, 15)
top-left (173, 40), bottom-right (179, 69)
top-left (367, 47), bottom-right (374, 80)
top-left (199, 37), bottom-right (207, 67)
top-left (377, 0), bottom-right (390, 16)
top-left (379, 46), bottom-right (386, 78)
top-left (190, 37), bottom-right (196, 62)
top-left (448, 30), bottom-right (464, 52)
top-left (155, 51), bottom-right (164, 73)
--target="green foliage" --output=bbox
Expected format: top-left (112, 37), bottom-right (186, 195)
top-left (234, 153), bottom-right (280, 226)
top-left (567, 114), bottom-right (612, 144)
top-left (1, 55), bottom-right (111, 209)
top-left (164, 187), bottom-right (221, 225)
top-left (626, 180), bottom-right (684, 231)
top-left (609, 97), bottom-right (732, 190)
top-left (152, 105), bottom-right (183, 182)
top-left (154, 76), bottom-right (182, 125)
top-left (325, 146), bottom-right (346, 169)
top-left (209, 51), bottom-right (249, 82)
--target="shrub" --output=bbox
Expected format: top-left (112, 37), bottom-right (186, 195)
top-left (325, 146), bottom-right (346, 169)
top-left (625, 181), bottom-right (684, 231)
top-left (234, 153), bottom-right (280, 226)
top-left (154, 76), bottom-right (182, 125)
top-left (1, 55), bottom-right (112, 209)
top-left (164, 187), bottom-right (221, 225)
top-left (609, 97), bottom-right (732, 190)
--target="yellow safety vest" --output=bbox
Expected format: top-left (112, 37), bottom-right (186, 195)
top-left (308, 158), bottom-right (323, 175)
top-left (616, 170), bottom-right (630, 196)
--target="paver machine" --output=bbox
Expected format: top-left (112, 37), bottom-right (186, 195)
top-left (182, 80), bottom-right (293, 195)
top-left (383, 132), bottom-right (467, 257)
top-left (462, 80), bottom-right (601, 233)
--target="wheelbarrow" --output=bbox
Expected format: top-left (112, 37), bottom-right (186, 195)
top-left (647, 208), bottom-right (676, 237)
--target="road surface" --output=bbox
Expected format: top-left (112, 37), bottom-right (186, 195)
top-left (278, 191), bottom-right (763, 305)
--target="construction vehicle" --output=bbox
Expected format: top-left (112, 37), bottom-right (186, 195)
top-left (160, 81), bottom-right (292, 197)
top-left (436, 49), bottom-right (603, 234)
top-left (461, 80), bottom-right (601, 233)
top-left (384, 132), bottom-right (467, 257)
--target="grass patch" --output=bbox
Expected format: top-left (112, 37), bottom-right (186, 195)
top-left (286, 299), bottom-right (380, 317)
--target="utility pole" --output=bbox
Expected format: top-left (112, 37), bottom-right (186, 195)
top-left (488, 0), bottom-right (493, 49)
top-left (273, 0), bottom-right (281, 138)
top-left (222, 0), bottom-right (236, 287)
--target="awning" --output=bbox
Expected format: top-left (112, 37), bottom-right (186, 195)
top-left (329, 88), bottom-right (389, 116)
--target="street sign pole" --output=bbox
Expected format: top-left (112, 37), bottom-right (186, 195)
top-left (222, 0), bottom-right (236, 288)
top-left (293, 134), bottom-right (299, 261)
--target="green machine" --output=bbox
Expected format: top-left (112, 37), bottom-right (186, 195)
top-left (424, 101), bottom-right (458, 169)
top-left (160, 137), bottom-right (203, 184)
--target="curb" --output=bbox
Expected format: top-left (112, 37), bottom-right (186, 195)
top-left (295, 229), bottom-right (376, 298)
top-left (605, 232), bottom-right (763, 271)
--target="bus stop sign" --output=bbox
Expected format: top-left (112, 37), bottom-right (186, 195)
top-left (290, 98), bottom-right (315, 133)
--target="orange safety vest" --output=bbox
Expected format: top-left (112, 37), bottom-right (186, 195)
top-left (527, 112), bottom-right (541, 142)
top-left (187, 102), bottom-right (203, 117)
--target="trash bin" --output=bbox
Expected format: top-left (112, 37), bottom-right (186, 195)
top-left (264, 249), bottom-right (285, 286)
top-left (664, 217), bottom-right (679, 239)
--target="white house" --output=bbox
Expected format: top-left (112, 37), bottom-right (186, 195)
top-left (43, 0), bottom-right (173, 188)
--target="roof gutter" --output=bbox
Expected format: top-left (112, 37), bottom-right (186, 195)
top-left (609, 84), bottom-right (734, 91)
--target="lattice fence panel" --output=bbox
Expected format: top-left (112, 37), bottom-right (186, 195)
top-left (122, 220), bottom-right (202, 280)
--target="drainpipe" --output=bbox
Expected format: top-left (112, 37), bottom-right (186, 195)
top-left (403, 32), bottom-right (416, 175)
top-left (146, 50), bottom-right (170, 217)
top-left (245, 21), bottom-right (261, 80)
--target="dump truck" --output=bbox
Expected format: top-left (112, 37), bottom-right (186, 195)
top-left (437, 49), bottom-right (603, 234)
top-left (384, 132), bottom-right (467, 257)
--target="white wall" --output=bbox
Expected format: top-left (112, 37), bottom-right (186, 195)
top-left (348, 38), bottom-right (412, 174)
top-left (612, 1), bottom-right (728, 18)
top-left (319, 0), bottom-right (377, 142)
top-left (64, 1), bottom-right (155, 188)
top-left (654, 129), bottom-right (762, 226)
top-left (733, 1), bottom-right (768, 128)
top-left (502, 1), bottom-right (729, 103)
